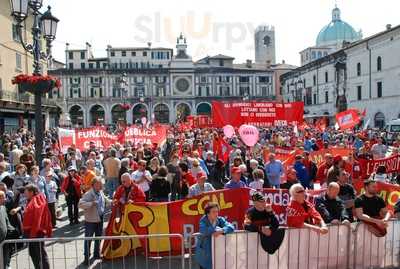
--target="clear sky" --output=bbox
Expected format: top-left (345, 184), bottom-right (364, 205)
top-left (46, 0), bottom-right (400, 66)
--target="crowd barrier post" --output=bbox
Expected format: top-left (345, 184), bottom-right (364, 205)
top-left (0, 233), bottom-right (185, 269)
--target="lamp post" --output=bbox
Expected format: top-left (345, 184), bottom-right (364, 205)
top-left (10, 0), bottom-right (59, 165)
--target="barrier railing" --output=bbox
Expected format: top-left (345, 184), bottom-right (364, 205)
top-left (187, 220), bottom-right (399, 269)
top-left (0, 233), bottom-right (185, 269)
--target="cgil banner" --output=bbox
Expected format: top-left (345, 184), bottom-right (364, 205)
top-left (212, 101), bottom-right (304, 128)
top-left (58, 125), bottom-right (168, 153)
top-left (102, 188), bottom-right (323, 259)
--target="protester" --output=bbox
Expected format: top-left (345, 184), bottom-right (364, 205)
top-left (371, 165), bottom-right (389, 183)
top-left (293, 155), bottom-right (311, 189)
top-left (224, 167), bottom-right (246, 189)
top-left (327, 155), bottom-right (343, 183)
top-left (316, 154), bottom-right (333, 184)
top-left (188, 171), bottom-right (215, 197)
top-left (370, 137), bottom-right (387, 160)
top-left (113, 173), bottom-right (145, 215)
top-left (244, 192), bottom-right (285, 254)
top-left (61, 166), bottom-right (82, 225)
top-left (286, 183), bottom-right (328, 234)
top-left (79, 177), bottom-right (110, 265)
top-left (0, 190), bottom-right (14, 269)
top-left (19, 148), bottom-right (35, 171)
top-left (44, 172), bottom-right (58, 228)
top-left (131, 160), bottom-right (153, 200)
top-left (103, 149), bottom-right (121, 199)
top-left (195, 202), bottom-right (234, 269)
top-left (150, 166), bottom-right (171, 202)
top-left (12, 164), bottom-right (29, 193)
top-left (80, 165), bottom-right (96, 193)
top-left (337, 170), bottom-right (356, 221)
top-left (264, 153), bottom-right (284, 188)
top-left (302, 151), bottom-right (317, 185)
top-left (208, 159), bottom-right (227, 190)
top-left (354, 179), bottom-right (391, 237)
top-left (28, 166), bottom-right (48, 197)
top-left (23, 184), bottom-right (52, 269)
top-left (249, 169), bottom-right (265, 190)
top-left (280, 166), bottom-right (298, 189)
top-left (315, 182), bottom-right (350, 224)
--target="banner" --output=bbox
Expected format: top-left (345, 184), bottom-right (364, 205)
top-left (58, 125), bottom-right (168, 152)
top-left (353, 179), bottom-right (400, 212)
top-left (124, 125), bottom-right (168, 146)
top-left (102, 187), bottom-right (323, 259)
top-left (212, 101), bottom-right (304, 128)
top-left (358, 154), bottom-right (400, 178)
top-left (335, 109), bottom-right (361, 130)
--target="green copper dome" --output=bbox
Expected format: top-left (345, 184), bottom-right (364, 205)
top-left (316, 7), bottom-right (362, 47)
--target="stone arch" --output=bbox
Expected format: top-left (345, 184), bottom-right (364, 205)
top-left (153, 103), bottom-right (170, 124)
top-left (196, 102), bottom-right (212, 116)
top-left (374, 112), bottom-right (385, 129)
top-left (89, 104), bottom-right (106, 126)
top-left (132, 103), bottom-right (149, 124)
top-left (111, 104), bottom-right (127, 124)
top-left (69, 105), bottom-right (84, 127)
top-left (175, 102), bottom-right (192, 122)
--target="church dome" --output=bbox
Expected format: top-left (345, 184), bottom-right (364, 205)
top-left (316, 7), bottom-right (362, 47)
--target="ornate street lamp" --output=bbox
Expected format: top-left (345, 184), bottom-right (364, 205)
top-left (10, 0), bottom-right (59, 164)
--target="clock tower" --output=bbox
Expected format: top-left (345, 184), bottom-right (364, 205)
top-left (255, 25), bottom-right (276, 65)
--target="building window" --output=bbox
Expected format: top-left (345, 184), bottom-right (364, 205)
top-left (239, 76), bottom-right (250, 83)
top-left (313, 93), bottom-right (317, 104)
top-left (377, 56), bottom-right (382, 72)
top-left (219, 59), bottom-right (224, 66)
top-left (15, 53), bottom-right (22, 70)
top-left (80, 51), bottom-right (85, 59)
top-left (12, 24), bottom-right (21, 42)
top-left (89, 63), bottom-right (93, 69)
top-left (357, 86), bottom-right (362, 100)
top-left (103, 63), bottom-right (107, 68)
top-left (239, 86), bottom-right (250, 96)
top-left (325, 91), bottom-right (329, 103)
top-left (69, 63), bottom-right (73, 69)
top-left (68, 52), bottom-right (73, 60)
top-left (377, 82), bottom-right (382, 98)
top-left (131, 51), bottom-right (136, 56)
top-left (259, 76), bottom-right (269, 83)
top-left (313, 75), bottom-right (316, 86)
top-left (317, 51), bottom-right (322, 58)
top-left (110, 51), bottom-right (115, 57)
top-left (80, 63), bottom-right (85, 69)
top-left (325, 72), bottom-right (328, 83)
top-left (357, 63), bottom-right (361, 76)
top-left (143, 51), bottom-right (147, 56)
top-left (311, 51), bottom-right (316, 59)
top-left (261, 87), bottom-right (268, 96)
top-left (122, 51), bottom-right (126, 57)
top-left (374, 112), bottom-right (385, 129)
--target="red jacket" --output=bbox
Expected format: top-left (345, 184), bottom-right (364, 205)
top-left (315, 162), bottom-right (332, 184)
top-left (23, 193), bottom-right (53, 238)
top-left (182, 172), bottom-right (196, 186)
top-left (113, 183), bottom-right (146, 205)
top-left (61, 175), bottom-right (82, 198)
top-left (286, 200), bottom-right (323, 228)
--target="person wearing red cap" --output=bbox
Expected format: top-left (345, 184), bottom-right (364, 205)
top-left (188, 171), bottom-right (215, 198)
top-left (224, 167), bottom-right (246, 189)
top-left (326, 155), bottom-right (344, 184)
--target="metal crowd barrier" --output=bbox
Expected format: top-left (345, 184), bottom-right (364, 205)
top-left (187, 220), bottom-right (399, 269)
top-left (0, 234), bottom-right (185, 269)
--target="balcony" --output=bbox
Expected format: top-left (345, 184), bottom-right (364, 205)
top-left (0, 89), bottom-right (57, 107)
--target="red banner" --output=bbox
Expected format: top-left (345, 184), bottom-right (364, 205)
top-left (212, 101), bottom-right (304, 128)
top-left (359, 155), bottom-right (400, 178)
top-left (58, 125), bottom-right (168, 152)
top-left (336, 109), bottom-right (361, 130)
top-left (102, 187), bottom-right (323, 259)
top-left (353, 179), bottom-right (400, 212)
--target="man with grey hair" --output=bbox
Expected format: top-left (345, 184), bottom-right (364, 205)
top-left (79, 177), bottom-right (111, 265)
top-left (315, 182), bottom-right (350, 225)
top-left (103, 148), bottom-right (121, 199)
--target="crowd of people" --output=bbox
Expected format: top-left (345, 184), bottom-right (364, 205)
top-left (0, 124), bottom-right (400, 269)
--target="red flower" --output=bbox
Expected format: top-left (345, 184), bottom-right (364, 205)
top-left (12, 74), bottom-right (62, 89)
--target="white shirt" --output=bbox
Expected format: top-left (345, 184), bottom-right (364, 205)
top-left (131, 170), bottom-right (152, 192)
top-left (249, 180), bottom-right (264, 191)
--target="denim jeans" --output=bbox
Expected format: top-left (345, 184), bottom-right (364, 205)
top-left (84, 220), bottom-right (103, 260)
top-left (105, 178), bottom-right (119, 199)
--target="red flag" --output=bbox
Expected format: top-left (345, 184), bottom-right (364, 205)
top-left (315, 118), bottom-right (327, 132)
top-left (336, 109), bottom-right (361, 130)
top-left (361, 109), bottom-right (366, 118)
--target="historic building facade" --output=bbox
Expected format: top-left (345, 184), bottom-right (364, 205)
top-left (49, 34), bottom-right (279, 127)
top-left (281, 5), bottom-right (400, 128)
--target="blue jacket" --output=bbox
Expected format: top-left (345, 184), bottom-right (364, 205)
top-left (195, 215), bottom-right (234, 269)
top-left (294, 161), bottom-right (310, 188)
